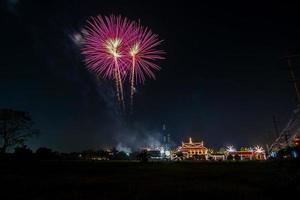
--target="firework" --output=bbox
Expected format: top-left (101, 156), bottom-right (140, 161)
top-left (82, 15), bottom-right (134, 109)
top-left (82, 15), bottom-right (165, 112)
top-left (127, 23), bottom-right (164, 108)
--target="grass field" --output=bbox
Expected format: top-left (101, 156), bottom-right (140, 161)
top-left (1, 160), bottom-right (299, 199)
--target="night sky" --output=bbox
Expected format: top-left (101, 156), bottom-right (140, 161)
top-left (2, 0), bottom-right (300, 152)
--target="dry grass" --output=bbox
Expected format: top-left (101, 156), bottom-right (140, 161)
top-left (1, 160), bottom-right (299, 199)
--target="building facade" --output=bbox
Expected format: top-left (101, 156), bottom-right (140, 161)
top-left (178, 137), bottom-right (208, 160)
top-left (227, 151), bottom-right (266, 160)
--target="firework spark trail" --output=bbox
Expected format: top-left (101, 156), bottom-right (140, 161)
top-left (130, 56), bottom-right (136, 109)
top-left (114, 67), bottom-right (121, 103)
top-left (115, 58), bottom-right (125, 110)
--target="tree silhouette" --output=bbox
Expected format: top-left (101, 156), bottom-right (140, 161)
top-left (137, 150), bottom-right (150, 162)
top-left (36, 147), bottom-right (59, 160)
top-left (114, 151), bottom-right (129, 160)
top-left (14, 145), bottom-right (33, 159)
top-left (0, 109), bottom-right (39, 153)
top-left (234, 154), bottom-right (241, 161)
top-left (227, 154), bottom-right (233, 161)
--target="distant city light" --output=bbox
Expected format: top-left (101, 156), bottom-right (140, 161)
top-left (165, 150), bottom-right (171, 157)
top-left (226, 145), bottom-right (236, 152)
top-left (292, 150), bottom-right (298, 158)
top-left (254, 146), bottom-right (264, 153)
top-left (249, 147), bottom-right (254, 152)
top-left (160, 147), bottom-right (165, 155)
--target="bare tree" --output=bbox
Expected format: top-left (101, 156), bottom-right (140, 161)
top-left (0, 109), bottom-right (39, 153)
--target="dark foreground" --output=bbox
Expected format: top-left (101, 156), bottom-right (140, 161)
top-left (1, 160), bottom-right (299, 200)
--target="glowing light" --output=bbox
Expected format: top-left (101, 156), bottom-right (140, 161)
top-left (129, 42), bottom-right (139, 56)
top-left (292, 150), bottom-right (298, 158)
top-left (160, 147), bottom-right (165, 155)
top-left (105, 38), bottom-right (122, 58)
top-left (165, 150), bottom-right (171, 157)
top-left (226, 145), bottom-right (236, 152)
top-left (254, 145), bottom-right (264, 153)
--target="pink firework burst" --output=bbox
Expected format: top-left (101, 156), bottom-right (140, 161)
top-left (127, 23), bottom-right (165, 107)
top-left (128, 23), bottom-right (165, 84)
top-left (82, 15), bottom-right (134, 108)
top-left (81, 14), bottom-right (165, 111)
top-left (82, 15), bottom-right (133, 79)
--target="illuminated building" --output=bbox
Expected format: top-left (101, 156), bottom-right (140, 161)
top-left (210, 153), bottom-right (226, 161)
top-left (178, 137), bottom-right (208, 160)
top-left (225, 146), bottom-right (266, 160)
top-left (292, 133), bottom-right (300, 147)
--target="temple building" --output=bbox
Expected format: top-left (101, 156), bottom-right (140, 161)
top-left (178, 137), bottom-right (208, 160)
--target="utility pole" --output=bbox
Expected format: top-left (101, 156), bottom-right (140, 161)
top-left (286, 56), bottom-right (300, 106)
top-left (284, 56), bottom-right (300, 145)
top-left (284, 130), bottom-right (289, 144)
top-left (268, 55), bottom-right (300, 153)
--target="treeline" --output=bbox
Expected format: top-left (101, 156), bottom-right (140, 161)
top-left (0, 145), bottom-right (149, 161)
top-left (0, 109), bottom-right (149, 161)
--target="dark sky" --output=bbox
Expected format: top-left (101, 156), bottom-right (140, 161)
top-left (1, 0), bottom-right (300, 151)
